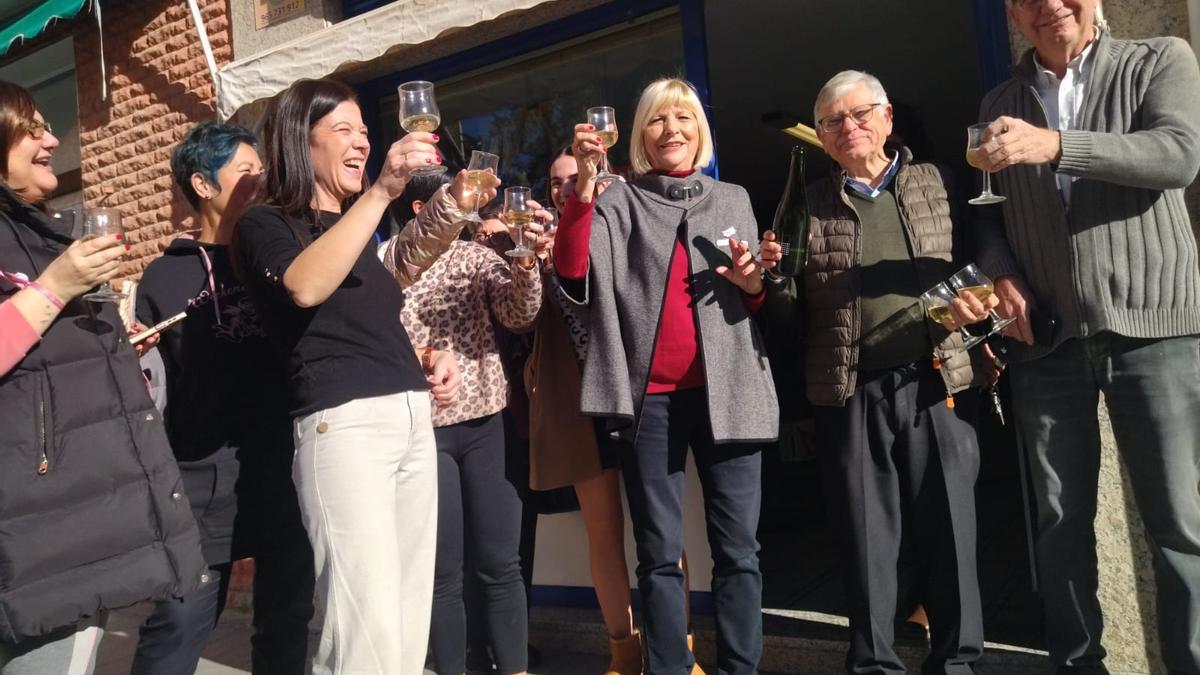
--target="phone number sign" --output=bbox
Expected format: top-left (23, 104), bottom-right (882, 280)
top-left (255, 0), bottom-right (305, 30)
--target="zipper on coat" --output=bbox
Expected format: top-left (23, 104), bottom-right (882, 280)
top-left (36, 398), bottom-right (48, 475)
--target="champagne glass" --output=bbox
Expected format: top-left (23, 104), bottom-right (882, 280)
top-left (81, 208), bottom-right (127, 303)
top-left (587, 106), bottom-right (624, 186)
top-left (966, 123), bottom-right (1005, 205)
top-left (464, 150), bottom-right (499, 224)
top-left (947, 263), bottom-right (1015, 336)
top-left (921, 282), bottom-right (984, 349)
top-left (398, 80), bottom-right (446, 176)
top-left (502, 186), bottom-right (535, 259)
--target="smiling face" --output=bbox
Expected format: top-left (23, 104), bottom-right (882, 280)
top-left (641, 106), bottom-right (699, 173)
top-left (308, 99), bottom-right (369, 210)
top-left (548, 154), bottom-right (579, 211)
top-left (815, 82), bottom-right (892, 173)
top-left (4, 111), bottom-right (59, 203)
top-left (1009, 0), bottom-right (1096, 60)
top-left (196, 142), bottom-right (263, 225)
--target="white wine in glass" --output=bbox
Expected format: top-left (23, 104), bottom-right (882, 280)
top-left (966, 123), bottom-right (1005, 205)
top-left (587, 106), bottom-right (623, 185)
top-left (947, 263), bottom-right (1014, 333)
top-left (398, 80), bottom-right (446, 176)
top-left (464, 150), bottom-right (499, 224)
top-left (82, 208), bottom-right (127, 303)
top-left (502, 186), bottom-right (536, 259)
top-left (921, 281), bottom-right (983, 349)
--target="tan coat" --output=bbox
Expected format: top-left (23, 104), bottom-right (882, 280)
top-left (524, 284), bottom-right (602, 490)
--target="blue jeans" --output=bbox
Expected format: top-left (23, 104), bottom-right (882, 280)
top-left (1011, 333), bottom-right (1200, 673)
top-left (620, 388), bottom-right (763, 675)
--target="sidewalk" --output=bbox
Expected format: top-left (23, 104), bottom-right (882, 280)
top-left (95, 602), bottom-right (1048, 674)
top-left (93, 603), bottom-right (611, 675)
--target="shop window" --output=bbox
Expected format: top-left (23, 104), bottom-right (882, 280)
top-left (375, 9), bottom-right (685, 202)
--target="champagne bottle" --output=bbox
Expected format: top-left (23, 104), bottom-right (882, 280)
top-left (772, 145), bottom-right (810, 277)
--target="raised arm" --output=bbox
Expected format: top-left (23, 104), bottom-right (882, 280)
top-left (281, 133), bottom-right (437, 307)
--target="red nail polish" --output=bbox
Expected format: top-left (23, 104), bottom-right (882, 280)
top-left (595, 137), bottom-right (603, 144)
top-left (425, 158), bottom-right (432, 164)
top-left (125, 244), bottom-right (131, 251)
top-left (115, 233), bottom-right (123, 241)
top-left (432, 134), bottom-right (440, 141)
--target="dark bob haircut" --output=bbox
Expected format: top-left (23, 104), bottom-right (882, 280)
top-left (170, 121), bottom-right (259, 209)
top-left (263, 78), bottom-right (358, 219)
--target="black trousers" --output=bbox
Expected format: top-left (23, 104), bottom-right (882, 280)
top-left (621, 388), bottom-right (764, 675)
top-left (814, 361), bottom-right (983, 675)
top-left (430, 413), bottom-right (528, 675)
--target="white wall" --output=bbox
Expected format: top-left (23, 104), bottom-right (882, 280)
top-left (532, 453), bottom-right (714, 593)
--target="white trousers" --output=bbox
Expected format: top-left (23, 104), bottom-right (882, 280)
top-left (293, 391), bottom-right (438, 675)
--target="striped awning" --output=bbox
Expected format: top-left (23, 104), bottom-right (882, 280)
top-left (0, 0), bottom-right (88, 56)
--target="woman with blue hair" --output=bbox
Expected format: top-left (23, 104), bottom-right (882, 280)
top-left (130, 121), bottom-right (315, 675)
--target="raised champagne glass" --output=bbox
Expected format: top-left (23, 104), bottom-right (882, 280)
top-left (81, 207), bottom-right (127, 303)
top-left (921, 281), bottom-right (984, 349)
top-left (947, 263), bottom-right (1015, 335)
top-left (464, 150), bottom-right (499, 224)
top-left (966, 123), bottom-right (1005, 205)
top-left (502, 186), bottom-right (536, 259)
top-left (399, 80), bottom-right (446, 176)
top-left (587, 106), bottom-right (623, 186)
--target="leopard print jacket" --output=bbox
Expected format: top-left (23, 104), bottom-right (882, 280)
top-left (400, 238), bottom-right (542, 427)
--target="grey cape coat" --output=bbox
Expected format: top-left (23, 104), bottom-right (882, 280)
top-left (562, 172), bottom-right (779, 445)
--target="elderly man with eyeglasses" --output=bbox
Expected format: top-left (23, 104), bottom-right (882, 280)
top-left (970, 1), bottom-right (1200, 673)
top-left (760, 70), bottom-right (994, 675)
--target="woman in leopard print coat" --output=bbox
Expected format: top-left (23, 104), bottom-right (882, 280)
top-left (395, 195), bottom-right (544, 675)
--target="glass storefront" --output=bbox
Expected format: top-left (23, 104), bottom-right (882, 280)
top-left (374, 8), bottom-right (684, 202)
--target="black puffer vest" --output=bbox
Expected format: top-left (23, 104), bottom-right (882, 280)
top-left (0, 186), bottom-right (205, 643)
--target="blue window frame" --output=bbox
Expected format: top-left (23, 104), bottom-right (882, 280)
top-left (972, 0), bottom-right (1013, 94)
top-left (342, 0), bottom-right (390, 18)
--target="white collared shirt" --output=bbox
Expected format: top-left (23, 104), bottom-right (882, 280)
top-left (1033, 40), bottom-right (1095, 206)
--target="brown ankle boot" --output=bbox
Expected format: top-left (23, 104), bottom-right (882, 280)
top-left (687, 633), bottom-right (706, 675)
top-left (604, 630), bottom-right (642, 675)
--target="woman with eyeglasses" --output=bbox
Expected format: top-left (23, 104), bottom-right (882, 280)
top-left (0, 80), bottom-right (205, 674)
top-left (554, 78), bottom-right (778, 674)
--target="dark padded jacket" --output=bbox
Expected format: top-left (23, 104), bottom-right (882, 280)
top-left (0, 185), bottom-right (205, 643)
top-left (766, 147), bottom-right (986, 406)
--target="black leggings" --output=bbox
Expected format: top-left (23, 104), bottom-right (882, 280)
top-left (430, 413), bottom-right (528, 674)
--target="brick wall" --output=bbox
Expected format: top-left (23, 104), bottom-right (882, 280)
top-left (75, 0), bottom-right (233, 279)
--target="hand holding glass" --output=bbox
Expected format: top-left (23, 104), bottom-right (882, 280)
top-left (502, 187), bottom-right (536, 259)
top-left (464, 150), bottom-right (499, 224)
top-left (966, 123), bottom-right (1005, 205)
top-left (398, 80), bottom-right (446, 176)
top-left (586, 106), bottom-right (624, 186)
top-left (81, 208), bottom-right (126, 303)
top-left (947, 263), bottom-right (1015, 336)
top-left (921, 282), bottom-right (984, 349)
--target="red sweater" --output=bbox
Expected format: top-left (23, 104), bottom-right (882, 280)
top-left (555, 170), bottom-right (765, 394)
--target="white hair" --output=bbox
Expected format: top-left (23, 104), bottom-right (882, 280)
top-left (813, 70), bottom-right (890, 125)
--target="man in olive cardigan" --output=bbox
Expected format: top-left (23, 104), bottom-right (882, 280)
top-left (974, 2), bottom-right (1200, 673)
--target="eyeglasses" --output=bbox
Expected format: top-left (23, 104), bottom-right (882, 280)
top-left (816, 103), bottom-right (883, 134)
top-left (24, 119), bottom-right (52, 139)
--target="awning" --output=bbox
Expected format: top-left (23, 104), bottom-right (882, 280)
top-left (216, 0), bottom-right (552, 120)
top-left (0, 0), bottom-right (88, 57)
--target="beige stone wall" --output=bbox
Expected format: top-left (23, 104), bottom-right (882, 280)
top-left (74, 0), bottom-right (233, 279)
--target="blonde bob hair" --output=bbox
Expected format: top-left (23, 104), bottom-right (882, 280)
top-left (628, 78), bottom-right (714, 176)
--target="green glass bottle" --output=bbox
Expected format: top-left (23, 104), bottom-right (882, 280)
top-left (771, 145), bottom-right (810, 277)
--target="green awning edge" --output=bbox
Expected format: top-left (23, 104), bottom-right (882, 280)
top-left (0, 0), bottom-right (88, 57)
